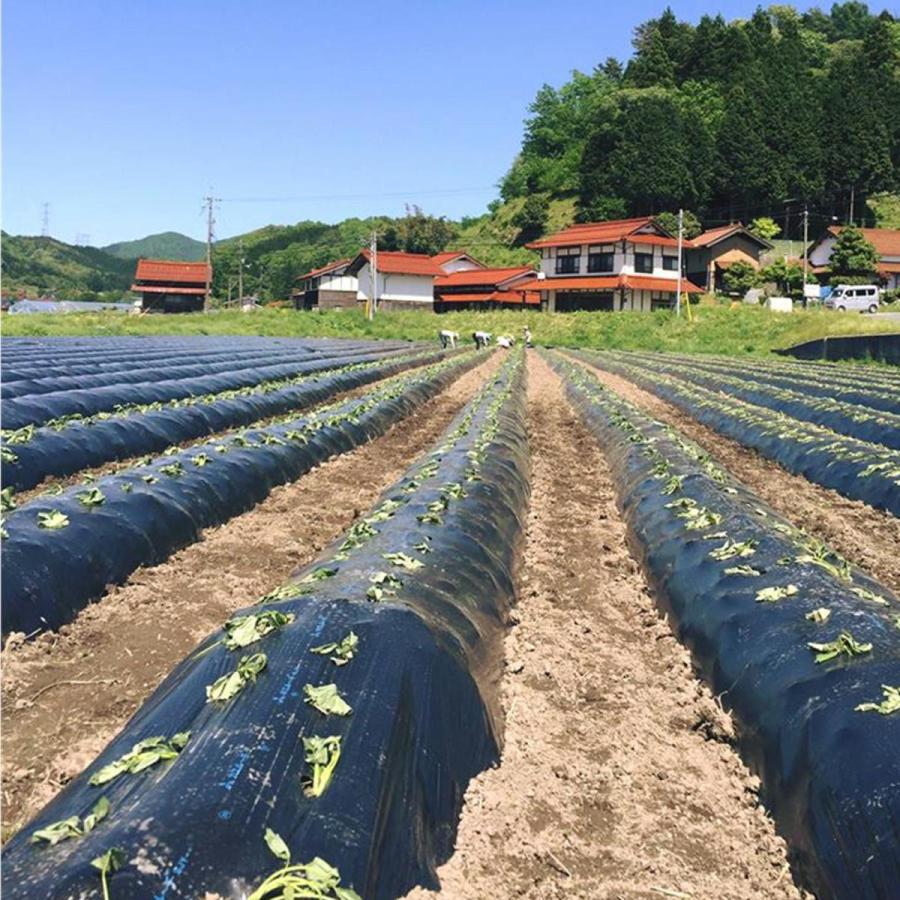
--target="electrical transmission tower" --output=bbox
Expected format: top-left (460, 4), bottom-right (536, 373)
top-left (41, 203), bottom-right (50, 237)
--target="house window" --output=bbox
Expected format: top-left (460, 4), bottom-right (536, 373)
top-left (635, 251), bottom-right (654, 273)
top-left (555, 246), bottom-right (581, 274)
top-left (662, 255), bottom-right (678, 271)
top-left (650, 292), bottom-right (674, 311)
top-left (587, 247), bottom-right (615, 273)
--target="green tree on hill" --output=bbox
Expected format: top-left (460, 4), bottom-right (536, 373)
top-left (829, 224), bottom-right (879, 281)
top-left (722, 260), bottom-right (759, 296)
top-left (749, 217), bottom-right (782, 241)
top-left (654, 210), bottom-right (703, 240)
top-left (380, 205), bottom-right (457, 256)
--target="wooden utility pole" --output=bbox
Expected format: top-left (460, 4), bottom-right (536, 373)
top-left (237, 238), bottom-right (245, 306)
top-left (675, 208), bottom-right (684, 317)
top-left (802, 204), bottom-right (809, 302)
top-left (367, 230), bottom-right (378, 320)
top-left (203, 194), bottom-right (220, 312)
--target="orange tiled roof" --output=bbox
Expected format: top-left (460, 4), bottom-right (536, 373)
top-left (828, 226), bottom-right (900, 257)
top-left (134, 259), bottom-right (210, 284)
top-left (298, 258), bottom-right (351, 281)
top-left (351, 249), bottom-right (444, 276)
top-left (435, 266), bottom-right (534, 288)
top-left (526, 217), bottom-right (680, 249)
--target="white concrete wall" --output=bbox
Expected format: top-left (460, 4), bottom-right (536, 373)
top-left (441, 257), bottom-right (482, 274)
top-left (809, 237), bottom-right (836, 267)
top-left (319, 272), bottom-right (358, 293)
top-left (357, 264), bottom-right (435, 303)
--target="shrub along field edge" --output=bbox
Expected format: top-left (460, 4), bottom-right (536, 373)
top-left (3, 305), bottom-right (898, 357)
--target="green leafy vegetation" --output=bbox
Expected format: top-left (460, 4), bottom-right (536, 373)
top-left (304, 683), bottom-right (352, 717)
top-left (808, 631), bottom-right (873, 663)
top-left (91, 847), bottom-right (126, 900)
top-left (206, 653), bottom-right (268, 703)
top-left (88, 732), bottom-right (190, 785)
top-left (302, 736), bottom-right (342, 797)
top-left (310, 632), bottom-right (359, 667)
top-left (855, 685), bottom-right (900, 715)
top-left (251, 831), bottom-right (361, 900)
top-left (30, 797), bottom-right (109, 846)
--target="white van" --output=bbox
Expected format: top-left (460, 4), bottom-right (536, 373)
top-left (824, 284), bottom-right (881, 313)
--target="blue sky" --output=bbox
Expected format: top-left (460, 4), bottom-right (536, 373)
top-left (3, 0), bottom-right (821, 246)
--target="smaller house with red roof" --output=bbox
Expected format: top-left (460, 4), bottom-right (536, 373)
top-left (685, 224), bottom-right (772, 292)
top-left (131, 259), bottom-right (211, 313)
top-left (346, 250), bottom-right (446, 311)
top-left (520, 217), bottom-right (701, 312)
top-left (292, 259), bottom-right (357, 310)
top-left (434, 265), bottom-right (539, 311)
top-left (807, 226), bottom-right (900, 289)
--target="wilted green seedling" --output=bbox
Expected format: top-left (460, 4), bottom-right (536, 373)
top-left (724, 565), bottom-right (762, 577)
top-left (191, 453), bottom-right (211, 467)
top-left (709, 539), bottom-right (757, 561)
top-left (850, 586), bottom-right (890, 606)
top-left (304, 683), bottom-right (352, 717)
top-left (855, 685), bottom-right (900, 716)
top-left (223, 611), bottom-right (294, 650)
top-left (302, 735), bottom-right (342, 797)
top-left (310, 632), bottom-right (358, 666)
top-left (808, 631), bottom-right (872, 664)
top-left (89, 732), bottom-right (190, 786)
top-left (1, 487), bottom-right (17, 512)
top-left (37, 510), bottom-right (69, 530)
top-left (91, 847), bottom-right (126, 900)
top-left (383, 551), bottom-right (424, 571)
top-left (31, 797), bottom-right (109, 846)
top-left (207, 653), bottom-right (267, 703)
top-left (805, 607), bottom-right (832, 624)
top-left (160, 461), bottom-right (184, 478)
top-left (249, 830), bottom-right (361, 900)
top-left (755, 584), bottom-right (798, 603)
top-left (76, 487), bottom-right (106, 508)
top-left (1, 446), bottom-right (19, 464)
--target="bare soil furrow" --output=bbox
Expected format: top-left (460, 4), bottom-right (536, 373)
top-left (407, 351), bottom-right (804, 900)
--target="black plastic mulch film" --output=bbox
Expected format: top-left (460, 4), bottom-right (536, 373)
top-left (2, 348), bottom-right (448, 492)
top-left (546, 351), bottom-right (900, 900)
top-left (578, 350), bottom-right (900, 518)
top-left (1, 340), bottom-right (412, 399)
top-left (1, 349), bottom-right (529, 900)
top-left (0, 344), bottom-right (419, 431)
top-left (1, 350), bottom-right (480, 638)
top-left (607, 350), bottom-right (900, 450)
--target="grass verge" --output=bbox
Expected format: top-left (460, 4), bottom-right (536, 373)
top-left (3, 305), bottom-right (898, 356)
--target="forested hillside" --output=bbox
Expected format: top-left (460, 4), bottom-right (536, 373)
top-left (103, 231), bottom-right (205, 261)
top-left (1, 233), bottom-right (134, 297)
top-left (499, 4), bottom-right (899, 230)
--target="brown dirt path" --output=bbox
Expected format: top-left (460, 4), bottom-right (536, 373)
top-left (407, 352), bottom-right (805, 900)
top-left (577, 358), bottom-right (900, 596)
top-left (0, 354), bottom-right (501, 841)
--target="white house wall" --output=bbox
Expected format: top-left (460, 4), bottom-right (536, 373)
top-left (357, 265), bottom-right (434, 303)
top-left (440, 258), bottom-right (483, 274)
top-left (540, 242), bottom-right (680, 283)
top-left (319, 273), bottom-right (358, 293)
top-left (809, 237), bottom-right (837, 267)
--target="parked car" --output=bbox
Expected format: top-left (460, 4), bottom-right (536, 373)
top-left (824, 284), bottom-right (881, 313)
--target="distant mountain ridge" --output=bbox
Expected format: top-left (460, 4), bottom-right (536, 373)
top-left (102, 231), bottom-right (205, 261)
